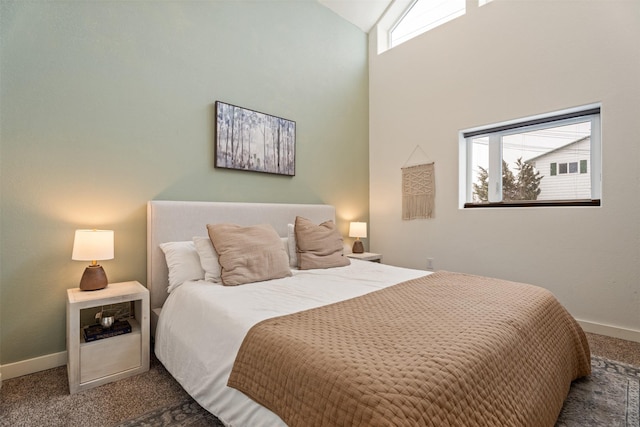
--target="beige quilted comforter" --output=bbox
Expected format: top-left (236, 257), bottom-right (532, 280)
top-left (228, 271), bottom-right (591, 426)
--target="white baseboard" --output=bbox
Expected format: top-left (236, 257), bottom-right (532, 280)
top-left (1, 351), bottom-right (67, 381)
top-left (0, 320), bottom-right (637, 381)
top-left (577, 319), bottom-right (640, 343)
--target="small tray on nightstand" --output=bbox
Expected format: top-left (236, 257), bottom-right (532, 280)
top-left (346, 252), bottom-right (382, 262)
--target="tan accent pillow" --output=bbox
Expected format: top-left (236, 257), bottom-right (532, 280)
top-left (295, 216), bottom-right (350, 270)
top-left (207, 223), bottom-right (292, 286)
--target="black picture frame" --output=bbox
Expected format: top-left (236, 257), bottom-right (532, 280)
top-left (215, 101), bottom-right (296, 176)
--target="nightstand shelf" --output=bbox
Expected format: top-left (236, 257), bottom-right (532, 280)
top-left (66, 281), bottom-right (150, 394)
top-left (347, 252), bottom-right (383, 263)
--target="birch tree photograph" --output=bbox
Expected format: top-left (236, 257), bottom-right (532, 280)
top-left (215, 101), bottom-right (296, 176)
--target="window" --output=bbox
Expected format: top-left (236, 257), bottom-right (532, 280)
top-left (390, 0), bottom-right (465, 48)
top-left (580, 160), bottom-right (587, 174)
top-left (459, 105), bottom-right (601, 208)
top-left (559, 163), bottom-right (568, 174)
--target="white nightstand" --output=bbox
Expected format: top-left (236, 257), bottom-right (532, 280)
top-left (347, 252), bottom-right (383, 263)
top-left (66, 281), bottom-right (150, 394)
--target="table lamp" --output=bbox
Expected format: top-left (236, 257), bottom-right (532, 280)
top-left (72, 229), bottom-right (114, 291)
top-left (349, 222), bottom-right (367, 254)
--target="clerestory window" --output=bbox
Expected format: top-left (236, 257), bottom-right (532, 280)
top-left (389, 0), bottom-right (465, 48)
top-left (459, 105), bottom-right (601, 208)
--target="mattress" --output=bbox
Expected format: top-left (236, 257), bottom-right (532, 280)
top-left (154, 259), bottom-right (428, 426)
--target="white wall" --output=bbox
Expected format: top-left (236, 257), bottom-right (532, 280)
top-left (369, 0), bottom-right (640, 339)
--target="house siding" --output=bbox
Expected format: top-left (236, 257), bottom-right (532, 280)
top-left (530, 137), bottom-right (591, 200)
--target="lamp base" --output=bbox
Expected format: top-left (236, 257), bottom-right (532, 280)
top-left (352, 240), bottom-right (364, 254)
top-left (79, 265), bottom-right (108, 291)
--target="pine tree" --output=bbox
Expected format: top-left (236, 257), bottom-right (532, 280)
top-left (501, 160), bottom-right (518, 201)
top-left (472, 158), bottom-right (542, 202)
top-left (515, 157), bottom-right (542, 201)
top-left (472, 166), bottom-right (489, 202)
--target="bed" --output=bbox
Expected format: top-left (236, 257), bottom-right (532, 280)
top-left (148, 200), bottom-right (591, 427)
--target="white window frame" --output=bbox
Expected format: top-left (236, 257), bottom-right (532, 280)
top-left (458, 104), bottom-right (602, 208)
top-left (388, 0), bottom-right (466, 49)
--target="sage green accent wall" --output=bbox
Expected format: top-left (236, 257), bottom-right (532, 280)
top-left (0, 1), bottom-right (369, 364)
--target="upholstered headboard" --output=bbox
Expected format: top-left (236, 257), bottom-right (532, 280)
top-left (146, 200), bottom-right (335, 333)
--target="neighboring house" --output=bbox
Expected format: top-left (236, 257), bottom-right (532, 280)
top-left (526, 136), bottom-right (591, 200)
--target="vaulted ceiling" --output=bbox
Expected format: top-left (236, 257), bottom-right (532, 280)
top-left (318, 0), bottom-right (394, 32)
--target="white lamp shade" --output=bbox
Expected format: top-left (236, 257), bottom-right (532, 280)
top-left (349, 222), bottom-right (367, 239)
top-left (72, 229), bottom-right (114, 261)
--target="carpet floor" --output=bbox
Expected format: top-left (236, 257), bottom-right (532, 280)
top-left (1, 332), bottom-right (639, 427)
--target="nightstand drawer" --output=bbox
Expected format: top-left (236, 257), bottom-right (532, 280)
top-left (80, 331), bottom-right (141, 383)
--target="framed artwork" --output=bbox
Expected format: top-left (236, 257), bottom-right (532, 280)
top-left (215, 101), bottom-right (296, 176)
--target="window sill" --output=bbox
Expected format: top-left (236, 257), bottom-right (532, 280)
top-left (464, 199), bottom-right (601, 208)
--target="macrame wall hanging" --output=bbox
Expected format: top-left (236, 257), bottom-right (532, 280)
top-left (401, 146), bottom-right (435, 220)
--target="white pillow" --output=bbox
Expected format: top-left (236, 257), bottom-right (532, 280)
top-left (193, 236), bottom-right (222, 283)
top-left (280, 237), bottom-right (289, 261)
top-left (159, 241), bottom-right (204, 293)
top-left (287, 223), bottom-right (298, 268)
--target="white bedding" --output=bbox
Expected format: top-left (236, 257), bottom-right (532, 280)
top-left (154, 259), bottom-right (428, 427)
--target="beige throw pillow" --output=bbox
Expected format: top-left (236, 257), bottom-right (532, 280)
top-left (207, 223), bottom-right (292, 286)
top-left (295, 216), bottom-right (350, 270)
